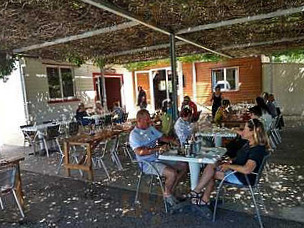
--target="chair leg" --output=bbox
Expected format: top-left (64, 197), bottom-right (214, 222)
top-left (73, 156), bottom-right (84, 177)
top-left (212, 179), bottom-right (225, 222)
top-left (56, 155), bottom-right (64, 174)
top-left (0, 197), bottom-right (4, 210)
top-left (12, 189), bottom-right (25, 218)
top-left (99, 159), bottom-right (111, 180)
top-left (248, 185), bottom-right (264, 228)
top-left (156, 175), bottom-right (168, 213)
top-left (43, 138), bottom-right (50, 157)
top-left (149, 175), bottom-right (154, 194)
top-left (134, 173), bottom-right (143, 204)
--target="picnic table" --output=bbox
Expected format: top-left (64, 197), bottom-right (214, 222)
top-left (63, 123), bottom-right (133, 180)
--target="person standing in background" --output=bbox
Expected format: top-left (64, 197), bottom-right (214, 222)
top-left (211, 85), bottom-right (223, 119)
top-left (137, 86), bottom-right (147, 109)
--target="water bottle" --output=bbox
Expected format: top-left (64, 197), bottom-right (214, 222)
top-left (184, 142), bottom-right (191, 157)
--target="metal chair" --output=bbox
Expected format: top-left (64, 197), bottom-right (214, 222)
top-left (42, 124), bottom-right (62, 157)
top-left (56, 122), bottom-right (80, 174)
top-left (20, 124), bottom-right (38, 151)
top-left (91, 140), bottom-right (111, 180)
top-left (134, 159), bottom-right (168, 213)
top-left (212, 153), bottom-right (271, 228)
top-left (0, 164), bottom-right (24, 218)
top-left (109, 136), bottom-right (123, 170)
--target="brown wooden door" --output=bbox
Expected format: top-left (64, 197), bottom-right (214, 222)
top-left (105, 77), bottom-right (121, 110)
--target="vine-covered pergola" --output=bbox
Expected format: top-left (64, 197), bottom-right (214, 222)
top-left (1, 0), bottom-right (304, 63)
top-left (1, 0), bottom-right (304, 118)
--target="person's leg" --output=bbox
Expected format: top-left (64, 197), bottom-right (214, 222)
top-left (171, 162), bottom-right (188, 192)
top-left (193, 164), bottom-right (216, 193)
top-left (162, 166), bottom-right (178, 196)
top-left (202, 171), bottom-right (224, 203)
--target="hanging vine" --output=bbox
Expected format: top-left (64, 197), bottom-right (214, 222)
top-left (0, 53), bottom-right (17, 79)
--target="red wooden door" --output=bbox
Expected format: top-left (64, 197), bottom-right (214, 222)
top-left (105, 77), bottom-right (121, 110)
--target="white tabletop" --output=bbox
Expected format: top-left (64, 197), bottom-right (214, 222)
top-left (159, 147), bottom-right (227, 164)
top-left (196, 128), bottom-right (237, 138)
top-left (21, 122), bottom-right (59, 132)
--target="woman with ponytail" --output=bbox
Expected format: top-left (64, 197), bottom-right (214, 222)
top-left (183, 118), bottom-right (269, 205)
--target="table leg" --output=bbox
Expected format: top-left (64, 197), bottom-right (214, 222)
top-left (189, 162), bottom-right (202, 190)
top-left (87, 144), bottom-right (93, 181)
top-left (64, 142), bottom-right (71, 177)
top-left (214, 135), bottom-right (222, 147)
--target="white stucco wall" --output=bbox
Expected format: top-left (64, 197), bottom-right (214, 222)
top-left (111, 65), bottom-right (136, 119)
top-left (23, 58), bottom-right (99, 123)
top-left (263, 63), bottom-right (304, 116)
top-left (0, 61), bottom-right (27, 146)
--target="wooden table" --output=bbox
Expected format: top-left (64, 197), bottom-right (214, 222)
top-left (64, 129), bottom-right (125, 181)
top-left (221, 120), bottom-right (246, 128)
top-left (0, 156), bottom-right (25, 206)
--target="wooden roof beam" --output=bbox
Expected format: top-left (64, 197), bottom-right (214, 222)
top-left (13, 21), bottom-right (140, 53)
top-left (177, 6), bottom-right (304, 34)
top-left (81, 0), bottom-right (232, 58)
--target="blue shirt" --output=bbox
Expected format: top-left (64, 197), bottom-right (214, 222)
top-left (129, 126), bottom-right (163, 171)
top-left (174, 117), bottom-right (193, 145)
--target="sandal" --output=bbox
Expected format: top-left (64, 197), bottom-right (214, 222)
top-left (181, 190), bottom-right (202, 201)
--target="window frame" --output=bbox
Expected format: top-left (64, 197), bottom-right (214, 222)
top-left (46, 65), bottom-right (76, 101)
top-left (211, 66), bottom-right (239, 92)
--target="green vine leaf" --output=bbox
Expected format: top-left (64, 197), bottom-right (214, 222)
top-left (0, 53), bottom-right (17, 79)
top-left (66, 53), bottom-right (85, 67)
top-left (272, 49), bottom-right (304, 63)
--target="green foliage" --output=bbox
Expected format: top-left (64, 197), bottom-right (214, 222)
top-left (124, 59), bottom-right (170, 71)
top-left (93, 57), bottom-right (106, 69)
top-left (66, 53), bottom-right (85, 67)
top-left (0, 53), bottom-right (17, 79)
top-left (272, 49), bottom-right (304, 63)
top-left (124, 53), bottom-right (224, 71)
top-left (178, 53), bottom-right (223, 63)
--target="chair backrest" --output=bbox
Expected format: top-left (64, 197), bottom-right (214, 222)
top-left (104, 114), bottom-right (112, 126)
top-left (43, 120), bottom-right (53, 124)
top-left (68, 122), bottom-right (79, 136)
top-left (110, 135), bottom-right (119, 153)
top-left (123, 113), bottom-right (129, 122)
top-left (274, 114), bottom-right (281, 129)
top-left (248, 152), bottom-right (271, 187)
top-left (46, 125), bottom-right (60, 138)
top-left (0, 165), bottom-right (16, 192)
top-left (20, 124), bottom-right (33, 129)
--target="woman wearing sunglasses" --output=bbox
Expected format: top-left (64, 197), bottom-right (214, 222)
top-left (184, 118), bottom-right (269, 205)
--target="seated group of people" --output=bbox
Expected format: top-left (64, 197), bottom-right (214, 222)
top-left (129, 107), bottom-right (270, 207)
top-left (211, 89), bottom-right (283, 131)
top-left (75, 101), bottom-right (125, 126)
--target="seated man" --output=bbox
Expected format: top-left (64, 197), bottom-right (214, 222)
top-left (75, 103), bottom-right (94, 126)
top-left (159, 102), bottom-right (173, 136)
top-left (112, 102), bottom-right (124, 123)
top-left (129, 109), bottom-right (188, 206)
top-left (214, 99), bottom-right (230, 126)
top-left (95, 101), bottom-right (104, 115)
top-left (174, 108), bottom-right (193, 145)
top-left (181, 96), bottom-right (199, 122)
